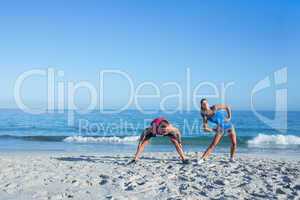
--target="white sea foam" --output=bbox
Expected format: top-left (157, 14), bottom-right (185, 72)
top-left (248, 134), bottom-right (300, 146)
top-left (63, 136), bottom-right (139, 143)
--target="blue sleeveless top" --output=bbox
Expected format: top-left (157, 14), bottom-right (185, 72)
top-left (202, 108), bottom-right (233, 130)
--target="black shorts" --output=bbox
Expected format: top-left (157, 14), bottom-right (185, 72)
top-left (140, 131), bottom-right (182, 144)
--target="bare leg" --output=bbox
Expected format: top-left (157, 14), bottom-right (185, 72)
top-left (201, 132), bottom-right (223, 160)
top-left (228, 127), bottom-right (237, 159)
top-left (170, 137), bottom-right (186, 161)
top-left (133, 139), bottom-right (149, 161)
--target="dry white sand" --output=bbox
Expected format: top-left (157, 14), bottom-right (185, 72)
top-left (0, 152), bottom-right (299, 200)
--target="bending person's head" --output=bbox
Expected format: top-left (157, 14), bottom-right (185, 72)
top-left (200, 98), bottom-right (209, 111)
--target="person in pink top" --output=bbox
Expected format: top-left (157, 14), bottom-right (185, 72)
top-left (129, 117), bottom-right (190, 164)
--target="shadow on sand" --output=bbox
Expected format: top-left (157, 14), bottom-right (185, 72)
top-left (53, 155), bottom-right (182, 164)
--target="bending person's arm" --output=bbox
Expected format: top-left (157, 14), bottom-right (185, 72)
top-left (131, 128), bottom-right (152, 163)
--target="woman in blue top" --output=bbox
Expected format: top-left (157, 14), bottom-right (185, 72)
top-left (199, 98), bottom-right (237, 163)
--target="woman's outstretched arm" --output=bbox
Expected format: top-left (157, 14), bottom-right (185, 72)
top-left (202, 114), bottom-right (213, 132)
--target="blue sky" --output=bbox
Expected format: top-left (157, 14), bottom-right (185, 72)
top-left (0, 0), bottom-right (299, 110)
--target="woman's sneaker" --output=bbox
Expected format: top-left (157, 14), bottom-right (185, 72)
top-left (197, 159), bottom-right (205, 165)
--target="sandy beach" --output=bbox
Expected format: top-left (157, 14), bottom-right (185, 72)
top-left (0, 152), bottom-right (299, 200)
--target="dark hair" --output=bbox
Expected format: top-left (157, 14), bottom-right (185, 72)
top-left (200, 98), bottom-right (207, 111)
top-left (150, 119), bottom-right (169, 126)
top-left (160, 120), bottom-right (169, 125)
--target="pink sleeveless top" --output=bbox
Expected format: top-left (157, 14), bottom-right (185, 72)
top-left (151, 117), bottom-right (169, 135)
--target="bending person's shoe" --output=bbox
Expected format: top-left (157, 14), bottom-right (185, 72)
top-left (182, 159), bottom-right (190, 164)
top-left (128, 159), bottom-right (137, 165)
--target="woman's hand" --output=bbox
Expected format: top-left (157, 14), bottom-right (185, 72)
top-left (203, 127), bottom-right (213, 132)
top-left (225, 117), bottom-right (231, 123)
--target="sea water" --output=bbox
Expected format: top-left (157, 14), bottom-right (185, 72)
top-left (0, 109), bottom-right (299, 156)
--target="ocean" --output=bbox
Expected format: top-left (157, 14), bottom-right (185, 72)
top-left (0, 109), bottom-right (299, 156)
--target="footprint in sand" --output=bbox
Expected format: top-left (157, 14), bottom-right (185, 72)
top-left (282, 175), bottom-right (291, 183)
top-left (136, 178), bottom-right (146, 186)
top-left (166, 165), bottom-right (173, 170)
top-left (71, 180), bottom-right (80, 186)
top-left (105, 195), bottom-right (113, 199)
top-left (99, 174), bottom-right (110, 185)
top-left (99, 179), bottom-right (108, 185)
top-left (159, 185), bottom-right (169, 192)
top-left (231, 170), bottom-right (239, 174)
top-left (125, 184), bottom-right (135, 191)
top-left (85, 180), bottom-right (93, 186)
top-left (214, 179), bottom-right (226, 186)
top-left (179, 183), bottom-right (189, 194)
top-left (167, 196), bottom-right (182, 200)
top-left (123, 181), bottom-right (134, 191)
top-left (178, 175), bottom-right (189, 181)
top-left (99, 174), bottom-right (110, 179)
top-left (276, 187), bottom-right (287, 194)
top-left (293, 185), bottom-right (300, 191)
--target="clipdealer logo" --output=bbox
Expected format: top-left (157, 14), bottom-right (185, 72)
top-left (14, 68), bottom-right (234, 127)
top-left (251, 67), bottom-right (288, 132)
